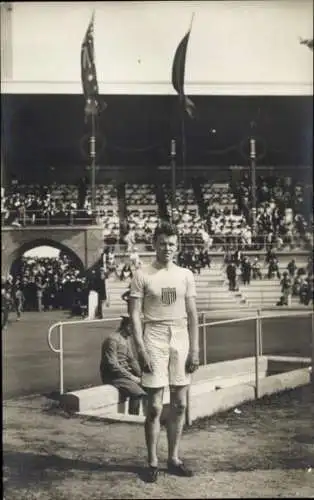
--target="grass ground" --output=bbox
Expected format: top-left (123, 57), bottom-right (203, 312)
top-left (3, 385), bottom-right (314, 499)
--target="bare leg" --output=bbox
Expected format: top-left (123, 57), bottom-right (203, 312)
top-left (144, 387), bottom-right (164, 467)
top-left (167, 385), bottom-right (188, 464)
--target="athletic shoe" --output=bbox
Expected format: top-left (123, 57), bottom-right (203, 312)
top-left (167, 460), bottom-right (194, 477)
top-left (145, 465), bottom-right (159, 483)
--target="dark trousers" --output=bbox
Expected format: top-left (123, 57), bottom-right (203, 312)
top-left (119, 393), bottom-right (142, 415)
top-left (2, 307), bottom-right (9, 330)
top-left (252, 269), bottom-right (262, 280)
top-left (228, 277), bottom-right (236, 290)
top-left (101, 375), bottom-right (146, 415)
top-left (242, 273), bottom-right (250, 285)
top-left (268, 269), bottom-right (280, 279)
top-left (14, 297), bottom-right (23, 318)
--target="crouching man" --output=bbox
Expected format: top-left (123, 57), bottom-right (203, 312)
top-left (100, 314), bottom-right (146, 415)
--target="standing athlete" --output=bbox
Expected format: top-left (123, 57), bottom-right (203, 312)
top-left (129, 221), bottom-right (199, 482)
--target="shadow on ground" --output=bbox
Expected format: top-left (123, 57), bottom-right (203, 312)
top-left (3, 450), bottom-right (171, 488)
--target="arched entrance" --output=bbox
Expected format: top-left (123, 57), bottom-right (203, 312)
top-left (8, 239), bottom-right (86, 314)
top-left (8, 238), bottom-right (85, 277)
top-left (2, 226), bottom-right (105, 277)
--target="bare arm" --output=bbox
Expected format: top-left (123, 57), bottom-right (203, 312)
top-left (127, 350), bottom-right (142, 377)
top-left (129, 296), bottom-right (145, 355)
top-left (185, 296), bottom-right (199, 354)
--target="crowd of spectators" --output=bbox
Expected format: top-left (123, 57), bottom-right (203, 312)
top-left (123, 210), bottom-right (158, 250)
top-left (123, 184), bottom-right (159, 247)
top-left (4, 253), bottom-right (88, 315)
top-left (2, 175), bottom-right (312, 253)
top-left (1, 246), bottom-right (122, 327)
top-left (125, 183), bottom-right (156, 206)
top-left (1, 182), bottom-right (120, 242)
top-left (177, 247), bottom-right (211, 274)
top-left (232, 174), bottom-right (312, 249)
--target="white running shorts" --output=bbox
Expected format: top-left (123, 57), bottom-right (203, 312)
top-left (141, 321), bottom-right (191, 388)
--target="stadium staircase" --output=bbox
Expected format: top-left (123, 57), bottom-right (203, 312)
top-left (232, 256), bottom-right (310, 308)
top-left (105, 255), bottom-right (310, 313)
top-left (192, 266), bottom-right (247, 310)
top-left (105, 266), bottom-right (246, 313)
top-left (106, 274), bottom-right (130, 312)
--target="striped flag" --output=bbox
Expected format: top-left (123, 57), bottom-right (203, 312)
top-left (81, 13), bottom-right (99, 117)
top-left (171, 23), bottom-right (196, 119)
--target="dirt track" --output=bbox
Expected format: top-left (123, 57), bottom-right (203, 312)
top-left (3, 385), bottom-right (314, 499)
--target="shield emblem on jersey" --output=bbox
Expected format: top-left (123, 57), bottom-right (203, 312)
top-left (161, 287), bottom-right (177, 305)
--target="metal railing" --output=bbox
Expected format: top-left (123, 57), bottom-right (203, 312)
top-left (47, 309), bottom-right (313, 397)
top-left (2, 208), bottom-right (311, 251)
top-left (200, 309), bottom-right (313, 398)
top-left (179, 235), bottom-right (311, 252)
top-left (48, 317), bottom-right (120, 395)
top-left (1, 208), bottom-right (106, 227)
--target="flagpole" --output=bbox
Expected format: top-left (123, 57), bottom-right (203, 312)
top-left (250, 136), bottom-right (257, 237)
top-left (180, 100), bottom-right (187, 186)
top-left (171, 139), bottom-right (176, 223)
top-left (90, 111), bottom-right (96, 211)
top-left (189, 12), bottom-right (195, 31)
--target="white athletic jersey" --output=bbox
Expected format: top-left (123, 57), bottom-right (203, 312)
top-left (130, 262), bottom-right (196, 323)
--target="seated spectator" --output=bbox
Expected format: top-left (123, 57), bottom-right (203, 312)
top-left (106, 247), bottom-right (117, 276)
top-left (276, 271), bottom-right (292, 306)
top-left (129, 248), bottom-right (142, 271)
top-left (124, 228), bottom-right (136, 252)
top-left (252, 257), bottom-right (262, 280)
top-left (226, 262), bottom-right (237, 291)
top-left (287, 259), bottom-right (297, 278)
top-left (241, 256), bottom-right (252, 285)
top-left (191, 247), bottom-right (202, 275)
top-left (292, 275), bottom-right (302, 297)
top-left (120, 263), bottom-right (133, 282)
top-left (297, 267), bottom-right (307, 278)
top-left (233, 249), bottom-right (244, 267)
top-left (299, 278), bottom-right (311, 305)
top-left (265, 247), bottom-right (277, 264)
top-left (99, 314), bottom-right (146, 415)
top-left (1, 279), bottom-right (11, 331)
top-left (198, 226), bottom-right (212, 251)
top-left (12, 278), bottom-right (25, 321)
top-left (200, 249), bottom-right (211, 269)
top-left (306, 257), bottom-right (313, 276)
top-left (224, 249), bottom-right (234, 265)
top-left (70, 279), bottom-right (88, 318)
top-left (268, 257), bottom-right (281, 280)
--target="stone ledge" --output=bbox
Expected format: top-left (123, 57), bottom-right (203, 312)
top-left (58, 356), bottom-right (311, 424)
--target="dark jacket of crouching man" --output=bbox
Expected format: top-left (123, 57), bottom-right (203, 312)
top-left (100, 314), bottom-right (146, 415)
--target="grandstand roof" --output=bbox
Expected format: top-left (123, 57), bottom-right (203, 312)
top-left (2, 94), bottom-right (312, 174)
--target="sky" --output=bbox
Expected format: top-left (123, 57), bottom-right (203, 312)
top-left (24, 246), bottom-right (60, 259)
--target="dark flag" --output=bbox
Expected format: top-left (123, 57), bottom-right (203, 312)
top-left (81, 13), bottom-right (99, 117)
top-left (172, 22), bottom-right (196, 119)
top-left (299, 37), bottom-right (313, 51)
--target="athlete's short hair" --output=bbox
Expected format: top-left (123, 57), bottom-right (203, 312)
top-left (153, 221), bottom-right (179, 242)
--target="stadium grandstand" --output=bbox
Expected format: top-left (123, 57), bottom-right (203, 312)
top-left (1, 89), bottom-right (313, 317)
